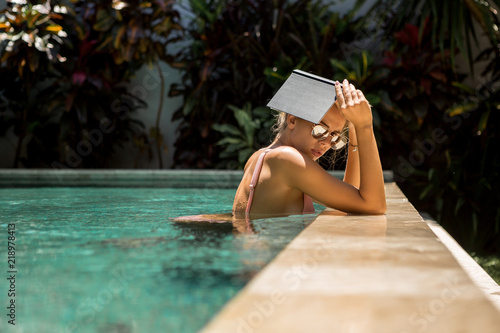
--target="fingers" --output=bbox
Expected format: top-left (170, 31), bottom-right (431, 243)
top-left (343, 80), bottom-right (354, 107)
top-left (356, 88), bottom-right (366, 102)
top-left (336, 79), bottom-right (368, 110)
top-left (334, 81), bottom-right (346, 109)
top-left (350, 84), bottom-right (360, 104)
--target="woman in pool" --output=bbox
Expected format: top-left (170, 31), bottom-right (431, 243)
top-left (232, 79), bottom-right (386, 218)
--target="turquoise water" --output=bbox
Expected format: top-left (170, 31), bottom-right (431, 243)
top-left (0, 187), bottom-right (318, 333)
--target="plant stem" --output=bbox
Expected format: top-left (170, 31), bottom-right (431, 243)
top-left (12, 109), bottom-right (27, 168)
top-left (155, 62), bottom-right (165, 169)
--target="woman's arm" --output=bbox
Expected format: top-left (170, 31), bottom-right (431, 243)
top-left (343, 122), bottom-right (360, 188)
top-left (336, 80), bottom-right (385, 213)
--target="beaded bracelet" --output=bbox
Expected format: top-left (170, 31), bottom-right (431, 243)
top-left (350, 144), bottom-right (359, 152)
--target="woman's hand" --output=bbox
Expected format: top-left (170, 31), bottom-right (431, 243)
top-left (335, 79), bottom-right (372, 129)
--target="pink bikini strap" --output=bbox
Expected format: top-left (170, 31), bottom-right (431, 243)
top-left (246, 149), bottom-right (272, 216)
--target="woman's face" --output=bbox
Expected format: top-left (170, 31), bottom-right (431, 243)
top-left (288, 104), bottom-right (346, 161)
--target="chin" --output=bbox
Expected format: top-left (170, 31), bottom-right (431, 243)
top-left (311, 154), bottom-right (321, 161)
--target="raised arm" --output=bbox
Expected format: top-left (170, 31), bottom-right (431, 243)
top-left (335, 80), bottom-right (386, 213)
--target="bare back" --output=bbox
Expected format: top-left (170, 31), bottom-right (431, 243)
top-left (233, 147), bottom-right (311, 217)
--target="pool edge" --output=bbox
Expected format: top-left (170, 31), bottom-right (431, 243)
top-left (0, 169), bottom-right (394, 188)
top-left (200, 183), bottom-right (500, 333)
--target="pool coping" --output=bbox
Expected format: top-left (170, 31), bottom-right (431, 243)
top-left (423, 216), bottom-right (500, 312)
top-left (0, 169), bottom-right (394, 188)
top-left (201, 183), bottom-right (500, 333)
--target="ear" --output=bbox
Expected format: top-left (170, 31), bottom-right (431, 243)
top-left (287, 115), bottom-right (298, 129)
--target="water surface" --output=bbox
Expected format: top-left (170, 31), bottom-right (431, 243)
top-left (0, 187), bottom-right (318, 333)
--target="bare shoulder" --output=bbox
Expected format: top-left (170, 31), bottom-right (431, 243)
top-left (266, 146), bottom-right (335, 192)
top-left (266, 146), bottom-right (309, 168)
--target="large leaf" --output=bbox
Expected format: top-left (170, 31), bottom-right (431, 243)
top-left (212, 123), bottom-right (241, 137)
top-left (93, 9), bottom-right (114, 32)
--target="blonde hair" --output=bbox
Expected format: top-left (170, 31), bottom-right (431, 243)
top-left (270, 111), bottom-right (349, 170)
top-left (271, 111), bottom-right (288, 141)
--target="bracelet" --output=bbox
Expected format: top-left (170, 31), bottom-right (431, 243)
top-left (350, 144), bottom-right (358, 152)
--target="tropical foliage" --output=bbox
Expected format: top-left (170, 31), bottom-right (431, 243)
top-left (412, 46), bottom-right (500, 253)
top-left (212, 103), bottom-right (273, 167)
top-left (361, 0), bottom-right (500, 70)
top-left (0, 0), bottom-right (181, 168)
top-left (169, 0), bottom-right (367, 168)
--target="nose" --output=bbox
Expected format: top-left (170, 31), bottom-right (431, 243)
top-left (319, 139), bottom-right (330, 148)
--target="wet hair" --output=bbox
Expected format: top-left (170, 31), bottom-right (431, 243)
top-left (271, 111), bottom-right (349, 170)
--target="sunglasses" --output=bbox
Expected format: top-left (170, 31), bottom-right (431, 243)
top-left (311, 124), bottom-right (348, 150)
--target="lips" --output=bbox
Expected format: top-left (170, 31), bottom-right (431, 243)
top-left (311, 149), bottom-right (323, 157)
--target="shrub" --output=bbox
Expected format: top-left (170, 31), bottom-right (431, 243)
top-left (0, 0), bottom-right (181, 168)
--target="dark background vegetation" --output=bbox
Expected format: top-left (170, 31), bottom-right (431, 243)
top-left (1, 1), bottom-right (499, 269)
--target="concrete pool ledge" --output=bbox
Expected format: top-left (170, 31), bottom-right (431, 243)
top-left (0, 169), bottom-right (394, 188)
top-left (202, 183), bottom-right (500, 333)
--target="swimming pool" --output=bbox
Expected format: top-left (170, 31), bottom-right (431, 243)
top-left (0, 186), bottom-right (318, 333)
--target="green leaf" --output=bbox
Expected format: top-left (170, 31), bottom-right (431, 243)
top-left (253, 106), bottom-right (271, 118)
top-left (215, 137), bottom-right (243, 146)
top-left (496, 210), bottom-right (500, 234)
top-left (231, 105), bottom-right (255, 144)
top-left (93, 9), bottom-right (115, 32)
top-left (478, 177), bottom-right (492, 191)
top-left (182, 97), bottom-right (195, 116)
top-left (451, 82), bottom-right (475, 94)
top-left (428, 168), bottom-right (435, 181)
top-left (364, 93), bottom-right (380, 106)
top-left (264, 67), bottom-right (287, 81)
top-left (212, 123), bottom-right (241, 136)
top-left (419, 184), bottom-right (433, 200)
top-left (361, 50), bottom-right (368, 78)
top-left (238, 148), bottom-right (254, 164)
top-left (220, 142), bottom-right (247, 154)
top-left (330, 58), bottom-right (351, 77)
top-left (472, 213), bottom-right (478, 239)
top-left (445, 102), bottom-right (478, 117)
top-left (454, 197), bottom-right (464, 216)
top-left (478, 109), bottom-right (491, 133)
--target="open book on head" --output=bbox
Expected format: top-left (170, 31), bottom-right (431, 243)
top-left (266, 69), bottom-right (338, 124)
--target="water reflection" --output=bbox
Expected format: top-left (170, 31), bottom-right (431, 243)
top-left (170, 212), bottom-right (317, 235)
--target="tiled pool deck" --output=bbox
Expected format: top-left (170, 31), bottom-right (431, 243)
top-left (202, 183), bottom-right (500, 333)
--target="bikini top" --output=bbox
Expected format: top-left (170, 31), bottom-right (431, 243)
top-left (245, 149), bottom-right (315, 216)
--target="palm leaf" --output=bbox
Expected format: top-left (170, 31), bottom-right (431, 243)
top-left (330, 59), bottom-right (351, 77)
top-left (357, 0), bottom-right (500, 72)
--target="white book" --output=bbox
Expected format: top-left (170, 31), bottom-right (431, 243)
top-left (266, 69), bottom-right (338, 124)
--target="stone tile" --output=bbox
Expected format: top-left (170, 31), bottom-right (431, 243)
top-left (201, 183), bottom-right (500, 333)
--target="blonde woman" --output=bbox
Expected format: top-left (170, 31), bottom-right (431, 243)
top-left (233, 78), bottom-right (386, 218)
